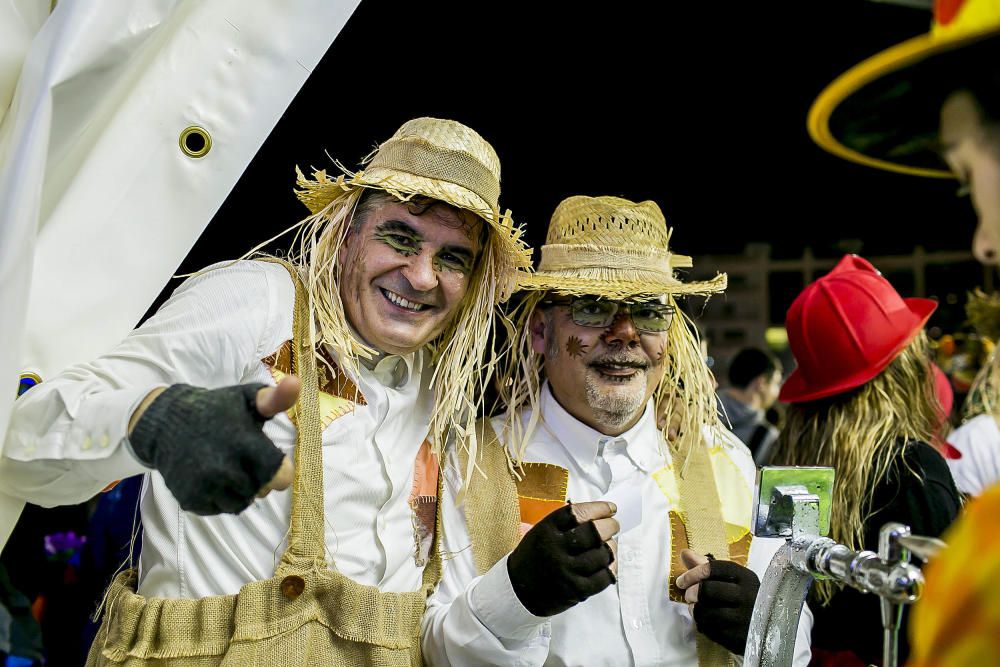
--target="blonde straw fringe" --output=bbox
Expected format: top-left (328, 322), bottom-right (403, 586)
top-left (496, 292), bottom-right (725, 476)
top-left (770, 334), bottom-right (937, 605)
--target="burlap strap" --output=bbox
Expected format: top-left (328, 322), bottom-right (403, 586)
top-left (675, 440), bottom-right (736, 667)
top-left (459, 418), bottom-right (521, 575)
top-left (276, 260), bottom-right (326, 573)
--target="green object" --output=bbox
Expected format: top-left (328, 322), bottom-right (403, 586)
top-left (753, 466), bottom-right (835, 538)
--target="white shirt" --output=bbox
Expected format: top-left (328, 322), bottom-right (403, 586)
top-left (2, 260), bottom-right (436, 597)
top-left (946, 414), bottom-right (1000, 497)
top-left (423, 382), bottom-right (812, 667)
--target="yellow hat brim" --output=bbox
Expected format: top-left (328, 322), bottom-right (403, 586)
top-left (808, 25), bottom-right (1000, 179)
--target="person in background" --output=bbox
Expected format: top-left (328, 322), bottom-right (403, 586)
top-left (807, 2), bottom-right (1000, 661)
top-left (718, 347), bottom-right (782, 464)
top-left (769, 254), bottom-right (960, 666)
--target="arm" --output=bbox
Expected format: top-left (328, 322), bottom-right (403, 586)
top-left (422, 456), bottom-right (619, 666)
top-left (1, 261), bottom-right (292, 507)
top-left (421, 459), bottom-right (550, 666)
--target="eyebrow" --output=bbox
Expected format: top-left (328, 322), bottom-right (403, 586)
top-left (375, 219), bottom-right (422, 238)
top-left (377, 219), bottom-right (477, 260)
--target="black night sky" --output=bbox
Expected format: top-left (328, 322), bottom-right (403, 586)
top-left (163, 0), bottom-right (984, 328)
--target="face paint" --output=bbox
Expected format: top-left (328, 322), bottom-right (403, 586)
top-left (373, 223), bottom-right (420, 257)
top-left (565, 335), bottom-right (589, 358)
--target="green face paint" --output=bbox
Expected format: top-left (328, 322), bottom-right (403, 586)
top-left (373, 226), bottom-right (419, 257)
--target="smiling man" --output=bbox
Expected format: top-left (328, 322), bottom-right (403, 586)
top-left (421, 196), bottom-right (812, 666)
top-left (0, 118), bottom-right (532, 664)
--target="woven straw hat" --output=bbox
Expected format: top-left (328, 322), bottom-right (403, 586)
top-left (808, 0), bottom-right (1000, 178)
top-left (515, 195), bottom-right (726, 300)
top-left (295, 117), bottom-right (530, 273)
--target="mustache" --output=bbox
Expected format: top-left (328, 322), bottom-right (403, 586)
top-left (588, 354), bottom-right (650, 370)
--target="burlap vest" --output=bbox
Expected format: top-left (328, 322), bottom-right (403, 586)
top-left (463, 418), bottom-right (736, 667)
top-left (86, 262), bottom-right (441, 666)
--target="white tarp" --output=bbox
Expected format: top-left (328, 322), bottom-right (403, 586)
top-left (0, 0), bottom-right (360, 549)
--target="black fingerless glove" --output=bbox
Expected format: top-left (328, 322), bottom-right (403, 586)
top-left (692, 559), bottom-right (760, 655)
top-left (130, 383), bottom-right (286, 515)
top-left (507, 504), bottom-right (616, 617)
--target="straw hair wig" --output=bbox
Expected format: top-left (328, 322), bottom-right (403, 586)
top-left (499, 195), bottom-right (727, 469)
top-left (283, 118), bottom-right (531, 467)
top-left (963, 288), bottom-right (1000, 420)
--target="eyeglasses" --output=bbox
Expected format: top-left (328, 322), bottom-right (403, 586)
top-left (540, 296), bottom-right (676, 333)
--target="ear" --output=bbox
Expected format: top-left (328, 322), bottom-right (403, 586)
top-left (529, 308), bottom-right (548, 355)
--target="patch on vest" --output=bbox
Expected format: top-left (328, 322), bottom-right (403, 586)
top-left (667, 510), bottom-right (753, 603)
top-left (515, 462), bottom-right (569, 536)
top-left (409, 439), bottom-right (439, 567)
top-left (262, 341), bottom-right (366, 428)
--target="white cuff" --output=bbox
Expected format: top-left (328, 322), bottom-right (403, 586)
top-left (470, 554), bottom-right (550, 642)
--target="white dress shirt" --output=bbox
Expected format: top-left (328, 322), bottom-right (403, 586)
top-left (423, 382), bottom-right (812, 666)
top-left (946, 413), bottom-right (1000, 497)
top-left (2, 260), bottom-right (436, 597)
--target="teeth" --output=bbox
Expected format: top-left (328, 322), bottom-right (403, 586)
top-left (383, 289), bottom-right (426, 312)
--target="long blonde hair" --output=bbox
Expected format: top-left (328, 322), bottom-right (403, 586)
top-left (285, 187), bottom-right (510, 471)
top-left (497, 291), bottom-right (722, 471)
top-left (770, 333), bottom-right (938, 604)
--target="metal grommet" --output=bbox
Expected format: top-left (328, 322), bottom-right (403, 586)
top-left (179, 125), bottom-right (212, 158)
top-left (280, 574), bottom-right (305, 600)
top-left (17, 372), bottom-right (41, 398)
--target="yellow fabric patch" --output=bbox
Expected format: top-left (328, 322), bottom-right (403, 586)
top-left (654, 446), bottom-right (753, 604)
top-left (262, 341), bottom-right (363, 429)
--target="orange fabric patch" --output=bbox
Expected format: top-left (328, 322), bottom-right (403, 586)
top-left (514, 462), bottom-right (570, 530)
top-left (668, 510), bottom-right (753, 603)
top-left (262, 341), bottom-right (366, 404)
top-left (409, 439), bottom-right (439, 567)
top-left (262, 341), bottom-right (365, 429)
top-left (518, 497), bottom-right (566, 526)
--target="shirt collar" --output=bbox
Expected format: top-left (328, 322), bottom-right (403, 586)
top-left (339, 322), bottom-right (418, 389)
top-left (539, 381), bottom-right (662, 473)
top-left (323, 341), bottom-right (417, 390)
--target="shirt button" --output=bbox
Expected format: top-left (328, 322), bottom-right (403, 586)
top-left (632, 619), bottom-right (642, 630)
top-left (280, 575), bottom-right (305, 600)
top-left (100, 434), bottom-right (111, 448)
top-left (81, 436), bottom-right (93, 451)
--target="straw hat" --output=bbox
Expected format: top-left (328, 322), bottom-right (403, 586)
top-left (808, 0), bottom-right (1000, 178)
top-left (295, 117), bottom-right (531, 278)
top-left (515, 195), bottom-right (726, 300)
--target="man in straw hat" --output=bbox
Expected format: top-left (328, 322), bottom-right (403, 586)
top-left (0, 117), bottom-right (557, 664)
top-left (420, 196), bottom-right (811, 665)
top-left (808, 2), bottom-right (1000, 663)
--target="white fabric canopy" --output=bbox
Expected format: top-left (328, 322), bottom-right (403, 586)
top-left (0, 0), bottom-right (360, 548)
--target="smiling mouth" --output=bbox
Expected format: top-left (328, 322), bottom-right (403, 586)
top-left (591, 362), bottom-right (647, 381)
top-left (380, 287), bottom-right (431, 313)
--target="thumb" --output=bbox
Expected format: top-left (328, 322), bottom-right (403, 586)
top-left (676, 549), bottom-right (713, 591)
top-left (680, 548), bottom-right (709, 570)
top-left (258, 455), bottom-right (294, 497)
top-left (255, 375), bottom-right (301, 419)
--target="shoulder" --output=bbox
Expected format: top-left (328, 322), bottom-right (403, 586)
top-left (168, 260), bottom-right (296, 358)
top-left (171, 259), bottom-right (295, 305)
top-left (703, 424), bottom-right (757, 485)
top-left (898, 440), bottom-right (954, 482)
top-left (949, 413), bottom-right (1000, 445)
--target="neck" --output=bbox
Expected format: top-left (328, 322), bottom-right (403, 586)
top-left (728, 386), bottom-right (761, 411)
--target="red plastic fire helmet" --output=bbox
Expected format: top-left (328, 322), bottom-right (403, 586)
top-left (780, 255), bottom-right (937, 404)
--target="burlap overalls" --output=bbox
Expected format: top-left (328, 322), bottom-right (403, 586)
top-left (87, 264), bottom-right (442, 666)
